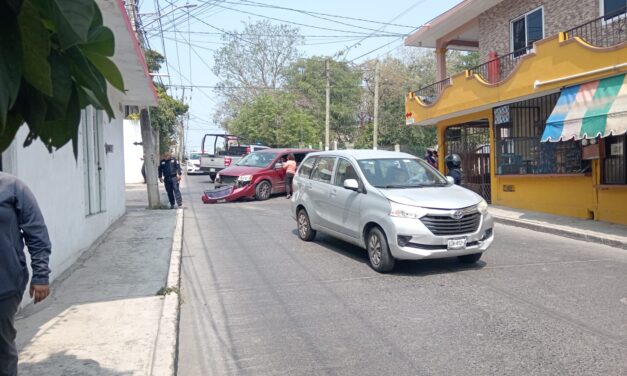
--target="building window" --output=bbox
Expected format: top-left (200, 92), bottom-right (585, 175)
top-left (511, 7), bottom-right (544, 55)
top-left (601, 0), bottom-right (627, 20)
top-left (603, 135), bottom-right (626, 184)
top-left (494, 94), bottom-right (589, 175)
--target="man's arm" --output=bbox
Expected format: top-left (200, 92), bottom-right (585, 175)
top-left (175, 159), bottom-right (182, 176)
top-left (15, 180), bottom-right (51, 302)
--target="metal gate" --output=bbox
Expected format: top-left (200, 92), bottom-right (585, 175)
top-left (445, 121), bottom-right (491, 203)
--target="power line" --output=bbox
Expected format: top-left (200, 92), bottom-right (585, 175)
top-left (218, 0), bottom-right (411, 35)
top-left (232, 0), bottom-right (417, 29)
top-left (342, 0), bottom-right (426, 60)
top-left (151, 30), bottom-right (405, 38)
top-left (207, 2), bottom-right (404, 36)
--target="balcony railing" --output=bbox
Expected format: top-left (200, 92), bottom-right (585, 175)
top-left (565, 7), bottom-right (626, 47)
top-left (467, 46), bottom-right (532, 85)
top-left (413, 77), bottom-right (451, 105)
top-left (410, 9), bottom-right (627, 106)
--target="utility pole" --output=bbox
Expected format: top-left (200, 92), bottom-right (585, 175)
top-left (325, 59), bottom-right (331, 151)
top-left (373, 60), bottom-right (379, 150)
top-left (140, 108), bottom-right (161, 208)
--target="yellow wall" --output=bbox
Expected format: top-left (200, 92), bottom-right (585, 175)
top-left (492, 175), bottom-right (595, 219)
top-left (598, 186), bottom-right (627, 225)
top-left (407, 36), bottom-right (627, 125)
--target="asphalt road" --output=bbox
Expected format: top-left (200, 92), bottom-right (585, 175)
top-left (178, 174), bottom-right (627, 376)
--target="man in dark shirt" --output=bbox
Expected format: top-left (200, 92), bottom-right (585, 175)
top-left (158, 152), bottom-right (183, 209)
top-left (0, 172), bottom-right (51, 376)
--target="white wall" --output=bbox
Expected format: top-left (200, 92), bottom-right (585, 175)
top-left (123, 119), bottom-right (145, 184)
top-left (1, 104), bottom-right (127, 297)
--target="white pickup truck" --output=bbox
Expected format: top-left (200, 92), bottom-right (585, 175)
top-left (199, 134), bottom-right (268, 181)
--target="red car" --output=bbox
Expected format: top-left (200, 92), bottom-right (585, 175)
top-left (201, 148), bottom-right (315, 203)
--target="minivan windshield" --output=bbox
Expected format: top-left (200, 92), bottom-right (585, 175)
top-left (357, 158), bottom-right (449, 188)
top-left (236, 152), bottom-right (278, 167)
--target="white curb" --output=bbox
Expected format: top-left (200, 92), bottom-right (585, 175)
top-left (150, 208), bottom-right (184, 375)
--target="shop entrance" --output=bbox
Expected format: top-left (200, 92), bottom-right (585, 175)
top-left (445, 121), bottom-right (491, 203)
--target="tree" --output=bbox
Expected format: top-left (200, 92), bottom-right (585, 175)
top-left (229, 92), bottom-right (318, 148)
top-left (285, 57), bottom-right (362, 143)
top-left (151, 86), bottom-right (188, 154)
top-left (0, 0), bottom-right (125, 156)
top-left (143, 50), bottom-right (188, 154)
top-left (212, 19), bottom-right (303, 128)
top-left (357, 56), bottom-right (437, 156)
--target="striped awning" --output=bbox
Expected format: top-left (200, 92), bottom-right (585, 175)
top-left (541, 74), bottom-right (627, 142)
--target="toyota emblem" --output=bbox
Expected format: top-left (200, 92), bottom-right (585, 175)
top-left (452, 210), bottom-right (464, 219)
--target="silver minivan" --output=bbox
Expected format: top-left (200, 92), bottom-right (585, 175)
top-left (290, 150), bottom-right (494, 273)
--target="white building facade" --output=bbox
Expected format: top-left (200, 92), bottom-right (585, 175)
top-left (0, 0), bottom-right (157, 297)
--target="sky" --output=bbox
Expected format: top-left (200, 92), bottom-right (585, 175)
top-left (138, 0), bottom-right (462, 151)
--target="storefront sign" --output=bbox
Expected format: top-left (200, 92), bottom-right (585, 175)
top-left (494, 105), bottom-right (510, 125)
top-left (610, 142), bottom-right (623, 156)
top-left (582, 143), bottom-right (601, 160)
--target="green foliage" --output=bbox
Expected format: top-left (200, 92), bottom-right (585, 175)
top-left (145, 49), bottom-right (164, 73)
top-left (151, 87), bottom-right (188, 154)
top-left (354, 56), bottom-right (437, 156)
top-left (230, 92), bottom-right (318, 148)
top-left (212, 20), bottom-right (303, 129)
top-left (448, 51), bottom-right (481, 76)
top-left (285, 57), bottom-right (362, 143)
top-left (0, 0), bottom-right (125, 156)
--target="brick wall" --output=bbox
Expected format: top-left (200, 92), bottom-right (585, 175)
top-left (478, 0), bottom-right (599, 59)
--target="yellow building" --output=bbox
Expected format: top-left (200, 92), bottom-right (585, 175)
top-left (405, 0), bottom-right (627, 225)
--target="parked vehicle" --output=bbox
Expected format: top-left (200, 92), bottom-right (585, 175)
top-left (186, 160), bottom-right (200, 174)
top-left (291, 150), bottom-right (494, 273)
top-left (199, 133), bottom-right (268, 181)
top-left (201, 148), bottom-right (315, 203)
top-left (187, 151), bottom-right (202, 172)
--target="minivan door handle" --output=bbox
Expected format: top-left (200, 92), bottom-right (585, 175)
top-left (329, 188), bottom-right (337, 197)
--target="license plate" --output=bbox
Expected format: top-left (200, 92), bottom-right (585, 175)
top-left (447, 237), bottom-right (467, 250)
top-left (210, 168), bottom-right (215, 172)
top-left (217, 199), bottom-right (226, 203)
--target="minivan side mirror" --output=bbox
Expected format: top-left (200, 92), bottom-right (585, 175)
top-left (344, 179), bottom-right (359, 191)
top-left (446, 176), bottom-right (455, 184)
top-left (274, 162), bottom-right (283, 170)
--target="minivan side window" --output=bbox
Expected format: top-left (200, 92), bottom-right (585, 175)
top-left (310, 157), bottom-right (336, 184)
top-left (334, 158), bottom-right (359, 187)
top-left (298, 156), bottom-right (317, 178)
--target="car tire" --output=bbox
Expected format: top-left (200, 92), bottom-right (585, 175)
top-left (208, 172), bottom-right (216, 182)
top-left (457, 253), bottom-right (482, 264)
top-left (297, 209), bottom-right (316, 241)
top-left (367, 227), bottom-right (395, 273)
top-left (255, 180), bottom-right (272, 201)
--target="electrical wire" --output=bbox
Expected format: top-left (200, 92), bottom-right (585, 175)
top-left (207, 2), bottom-right (404, 36)
top-left (231, 0), bottom-right (417, 29)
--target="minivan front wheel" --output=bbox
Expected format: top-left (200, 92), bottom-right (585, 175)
top-left (255, 180), bottom-right (272, 201)
top-left (297, 209), bottom-right (316, 241)
top-left (367, 227), bottom-right (395, 273)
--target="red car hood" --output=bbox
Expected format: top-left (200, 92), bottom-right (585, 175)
top-left (219, 165), bottom-right (267, 177)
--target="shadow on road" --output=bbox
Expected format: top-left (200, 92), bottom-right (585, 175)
top-left (291, 229), bottom-right (486, 276)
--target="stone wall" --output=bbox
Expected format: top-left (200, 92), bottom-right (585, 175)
top-left (478, 0), bottom-right (599, 59)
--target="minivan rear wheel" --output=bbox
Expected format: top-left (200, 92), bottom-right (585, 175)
top-left (255, 181), bottom-right (272, 201)
top-left (457, 253), bottom-right (482, 264)
top-left (297, 209), bottom-right (316, 241)
top-left (367, 227), bottom-right (395, 273)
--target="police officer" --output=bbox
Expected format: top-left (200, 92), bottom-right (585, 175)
top-left (445, 153), bottom-right (462, 185)
top-left (158, 151), bottom-right (183, 209)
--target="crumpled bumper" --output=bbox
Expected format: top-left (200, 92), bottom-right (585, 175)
top-left (201, 184), bottom-right (254, 203)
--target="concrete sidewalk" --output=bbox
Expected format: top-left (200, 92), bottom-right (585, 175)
top-left (490, 205), bottom-right (627, 250)
top-left (15, 184), bottom-right (182, 376)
